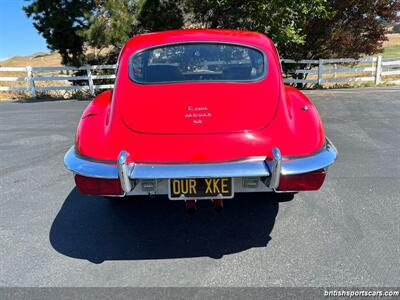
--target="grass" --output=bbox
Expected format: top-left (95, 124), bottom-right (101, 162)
top-left (382, 45), bottom-right (400, 59)
top-left (382, 33), bottom-right (400, 59)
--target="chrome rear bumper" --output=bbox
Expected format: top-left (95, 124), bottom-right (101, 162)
top-left (64, 138), bottom-right (337, 195)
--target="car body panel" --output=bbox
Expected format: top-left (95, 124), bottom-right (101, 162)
top-left (118, 37), bottom-right (280, 135)
top-left (67, 29), bottom-right (336, 197)
top-left (76, 85), bottom-right (324, 163)
top-left (119, 81), bottom-right (280, 135)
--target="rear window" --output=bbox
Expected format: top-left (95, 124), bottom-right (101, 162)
top-left (129, 43), bottom-right (266, 83)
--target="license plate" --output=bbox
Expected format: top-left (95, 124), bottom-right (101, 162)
top-left (169, 178), bottom-right (233, 200)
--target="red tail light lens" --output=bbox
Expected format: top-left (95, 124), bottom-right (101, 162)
top-left (278, 169), bottom-right (326, 191)
top-left (74, 175), bottom-right (123, 196)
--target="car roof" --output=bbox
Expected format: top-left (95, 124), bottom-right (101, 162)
top-left (119, 29), bottom-right (275, 59)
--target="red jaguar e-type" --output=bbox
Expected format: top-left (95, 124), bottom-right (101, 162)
top-left (64, 29), bottom-right (337, 209)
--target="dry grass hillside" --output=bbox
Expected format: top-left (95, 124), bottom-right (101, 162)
top-left (0, 52), bottom-right (62, 68)
top-left (383, 33), bottom-right (400, 47)
top-left (0, 48), bottom-right (115, 100)
top-left (0, 52), bottom-right (64, 100)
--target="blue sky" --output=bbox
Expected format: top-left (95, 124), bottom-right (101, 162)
top-left (0, 0), bottom-right (48, 60)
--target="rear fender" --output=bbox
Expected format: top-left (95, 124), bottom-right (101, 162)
top-left (81, 90), bottom-right (112, 118)
top-left (284, 86), bottom-right (325, 153)
top-left (75, 90), bottom-right (113, 156)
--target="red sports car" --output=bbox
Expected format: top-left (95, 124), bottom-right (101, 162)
top-left (64, 29), bottom-right (337, 210)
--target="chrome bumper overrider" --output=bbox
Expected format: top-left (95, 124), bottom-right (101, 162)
top-left (64, 138), bottom-right (337, 195)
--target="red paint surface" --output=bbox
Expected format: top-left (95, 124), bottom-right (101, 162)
top-left (120, 82), bottom-right (279, 135)
top-left (76, 29), bottom-right (325, 163)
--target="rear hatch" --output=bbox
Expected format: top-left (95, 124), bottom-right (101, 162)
top-left (119, 82), bottom-right (279, 135)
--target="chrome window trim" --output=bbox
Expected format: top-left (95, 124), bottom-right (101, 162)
top-left (128, 41), bottom-right (268, 84)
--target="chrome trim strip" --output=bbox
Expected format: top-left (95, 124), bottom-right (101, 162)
top-left (269, 147), bottom-right (282, 189)
top-left (64, 146), bottom-right (119, 179)
top-left (64, 137), bottom-right (337, 181)
top-left (268, 138), bottom-right (338, 175)
top-left (130, 160), bottom-right (270, 179)
top-left (131, 156), bottom-right (267, 165)
top-left (118, 150), bottom-right (133, 193)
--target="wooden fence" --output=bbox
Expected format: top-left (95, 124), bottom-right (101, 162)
top-left (282, 56), bottom-right (400, 86)
top-left (1, 56), bottom-right (400, 97)
top-left (0, 65), bottom-right (116, 97)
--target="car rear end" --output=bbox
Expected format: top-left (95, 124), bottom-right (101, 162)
top-left (64, 30), bottom-right (337, 209)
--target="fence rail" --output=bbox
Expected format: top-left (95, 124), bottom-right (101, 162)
top-left (0, 64), bottom-right (117, 97)
top-left (1, 56), bottom-right (400, 97)
top-left (281, 56), bottom-right (400, 86)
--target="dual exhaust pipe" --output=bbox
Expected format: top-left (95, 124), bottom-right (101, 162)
top-left (185, 199), bottom-right (223, 214)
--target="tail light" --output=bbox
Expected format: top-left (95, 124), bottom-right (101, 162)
top-left (74, 175), bottom-right (123, 196)
top-left (278, 169), bottom-right (326, 191)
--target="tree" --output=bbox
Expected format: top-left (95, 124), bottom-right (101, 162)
top-left (25, 0), bottom-right (400, 66)
top-left (24, 0), bottom-right (183, 65)
top-left (137, 0), bottom-right (183, 32)
top-left (83, 0), bottom-right (140, 50)
top-left (23, 0), bottom-right (95, 65)
top-left (82, 0), bottom-right (183, 55)
top-left (184, 0), bottom-right (400, 60)
top-left (296, 0), bottom-right (400, 60)
top-left (81, 0), bottom-right (140, 64)
top-left (183, 0), bottom-right (332, 58)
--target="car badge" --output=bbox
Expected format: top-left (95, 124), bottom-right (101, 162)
top-left (185, 106), bottom-right (212, 124)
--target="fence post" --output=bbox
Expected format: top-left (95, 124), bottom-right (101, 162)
top-left (26, 66), bottom-right (36, 97)
top-left (333, 63), bottom-right (337, 79)
top-left (86, 66), bottom-right (95, 96)
top-left (318, 59), bottom-right (324, 86)
top-left (371, 60), bottom-right (375, 76)
top-left (374, 56), bottom-right (382, 85)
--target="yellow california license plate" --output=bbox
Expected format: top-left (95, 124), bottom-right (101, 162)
top-left (169, 178), bottom-right (233, 200)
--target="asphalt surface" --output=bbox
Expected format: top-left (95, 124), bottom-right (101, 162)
top-left (0, 87), bottom-right (399, 287)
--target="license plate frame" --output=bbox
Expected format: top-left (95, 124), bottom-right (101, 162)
top-left (168, 177), bottom-right (234, 200)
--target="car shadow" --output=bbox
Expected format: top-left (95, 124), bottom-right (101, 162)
top-left (50, 188), bottom-right (294, 263)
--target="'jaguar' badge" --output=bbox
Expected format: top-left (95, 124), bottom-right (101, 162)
top-left (185, 106), bottom-right (212, 124)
